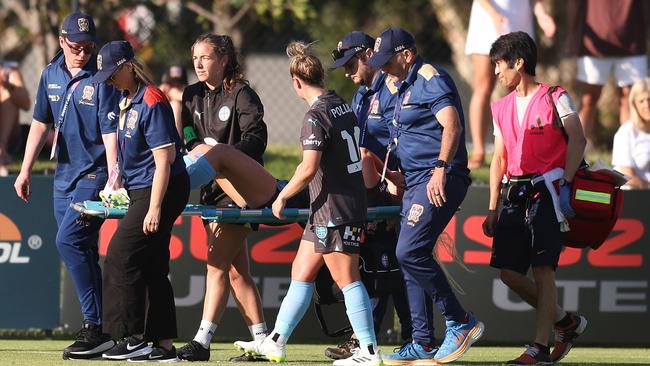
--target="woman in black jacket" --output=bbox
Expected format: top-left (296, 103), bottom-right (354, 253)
top-left (176, 33), bottom-right (270, 362)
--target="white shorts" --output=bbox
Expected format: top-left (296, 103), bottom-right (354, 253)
top-left (577, 55), bottom-right (648, 87)
top-left (465, 0), bottom-right (533, 56)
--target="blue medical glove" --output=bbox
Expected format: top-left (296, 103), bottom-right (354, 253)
top-left (559, 180), bottom-right (576, 218)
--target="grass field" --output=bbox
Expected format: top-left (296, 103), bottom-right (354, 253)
top-left (0, 341), bottom-right (648, 365)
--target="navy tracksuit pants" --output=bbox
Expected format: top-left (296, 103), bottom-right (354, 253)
top-left (396, 173), bottom-right (470, 346)
top-left (53, 185), bottom-right (104, 326)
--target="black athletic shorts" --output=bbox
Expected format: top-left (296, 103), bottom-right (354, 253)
top-left (490, 179), bottom-right (563, 274)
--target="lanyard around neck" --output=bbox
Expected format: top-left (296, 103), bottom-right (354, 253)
top-left (49, 77), bottom-right (83, 160)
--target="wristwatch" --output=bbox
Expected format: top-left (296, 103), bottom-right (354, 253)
top-left (433, 160), bottom-right (448, 169)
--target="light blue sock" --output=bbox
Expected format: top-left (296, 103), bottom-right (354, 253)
top-left (273, 281), bottom-right (314, 340)
top-left (185, 155), bottom-right (217, 189)
top-left (343, 281), bottom-right (377, 348)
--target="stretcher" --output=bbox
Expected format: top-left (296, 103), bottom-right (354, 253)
top-left (71, 200), bottom-right (401, 224)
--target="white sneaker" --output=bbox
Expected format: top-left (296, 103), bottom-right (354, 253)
top-left (333, 346), bottom-right (383, 366)
top-left (234, 339), bottom-right (261, 355)
top-left (234, 337), bottom-right (286, 363)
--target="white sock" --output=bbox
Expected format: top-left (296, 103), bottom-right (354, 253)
top-left (193, 320), bottom-right (217, 349)
top-left (555, 309), bottom-right (567, 322)
top-left (249, 322), bottom-right (268, 341)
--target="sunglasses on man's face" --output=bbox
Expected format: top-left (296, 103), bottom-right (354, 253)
top-left (64, 38), bottom-right (96, 55)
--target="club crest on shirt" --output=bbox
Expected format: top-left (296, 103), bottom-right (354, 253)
top-left (407, 203), bottom-right (424, 226)
top-left (78, 18), bottom-right (89, 32)
top-left (127, 110), bottom-right (139, 129)
top-left (370, 98), bottom-right (380, 114)
top-left (218, 105), bottom-right (231, 122)
top-left (83, 85), bottom-right (94, 99)
top-left (79, 85), bottom-right (95, 106)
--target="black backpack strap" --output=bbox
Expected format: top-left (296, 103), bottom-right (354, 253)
top-left (546, 85), bottom-right (569, 143)
top-left (547, 85), bottom-right (589, 169)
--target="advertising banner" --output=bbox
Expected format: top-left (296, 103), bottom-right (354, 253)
top-left (3, 177), bottom-right (648, 344)
top-left (0, 177), bottom-right (60, 329)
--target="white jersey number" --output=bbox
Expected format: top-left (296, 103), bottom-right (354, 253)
top-left (341, 126), bottom-right (362, 174)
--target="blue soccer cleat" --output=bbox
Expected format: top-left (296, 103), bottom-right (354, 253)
top-left (382, 342), bottom-right (437, 365)
top-left (434, 313), bottom-right (484, 364)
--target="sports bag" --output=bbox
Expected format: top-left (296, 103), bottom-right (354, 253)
top-left (547, 86), bottom-right (625, 249)
top-left (564, 168), bottom-right (624, 249)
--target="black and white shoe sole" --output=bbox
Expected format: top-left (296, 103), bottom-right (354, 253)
top-left (103, 345), bottom-right (153, 360)
top-left (63, 340), bottom-right (116, 360)
top-left (128, 356), bottom-right (180, 363)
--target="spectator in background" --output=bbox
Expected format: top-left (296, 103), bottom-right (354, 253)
top-left (0, 61), bottom-right (30, 176)
top-left (160, 65), bottom-right (187, 137)
top-left (575, 0), bottom-right (647, 150)
top-left (612, 78), bottom-right (650, 189)
top-left (465, 0), bottom-right (556, 169)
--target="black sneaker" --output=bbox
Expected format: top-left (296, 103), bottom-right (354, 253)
top-left (103, 336), bottom-right (152, 360)
top-left (177, 340), bottom-right (209, 361)
top-left (128, 346), bottom-right (179, 363)
top-left (62, 322), bottom-right (115, 360)
top-left (324, 337), bottom-right (360, 360)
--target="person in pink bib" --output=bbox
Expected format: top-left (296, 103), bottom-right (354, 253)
top-left (481, 31), bottom-right (588, 365)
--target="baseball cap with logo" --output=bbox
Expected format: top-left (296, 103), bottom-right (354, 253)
top-left (366, 27), bottom-right (415, 68)
top-left (91, 41), bottom-right (135, 84)
top-left (60, 12), bottom-right (96, 42)
top-left (330, 31), bottom-right (375, 69)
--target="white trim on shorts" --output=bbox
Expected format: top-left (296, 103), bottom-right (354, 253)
top-left (577, 55), bottom-right (648, 87)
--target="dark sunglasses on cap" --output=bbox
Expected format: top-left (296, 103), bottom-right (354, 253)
top-left (64, 38), bottom-right (96, 55)
top-left (331, 46), bottom-right (366, 61)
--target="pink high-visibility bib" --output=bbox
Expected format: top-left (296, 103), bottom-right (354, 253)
top-left (491, 83), bottom-right (567, 177)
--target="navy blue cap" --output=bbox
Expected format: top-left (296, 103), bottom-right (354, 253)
top-left (91, 41), bottom-right (135, 84)
top-left (366, 28), bottom-right (415, 68)
top-left (330, 31), bottom-right (375, 69)
top-left (60, 12), bottom-right (96, 42)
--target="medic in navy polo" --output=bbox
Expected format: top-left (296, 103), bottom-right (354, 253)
top-left (14, 12), bottom-right (119, 359)
top-left (366, 27), bottom-right (484, 365)
top-left (330, 31), bottom-right (399, 171)
top-left (91, 42), bottom-right (189, 360)
top-left (90, 43), bottom-right (186, 191)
